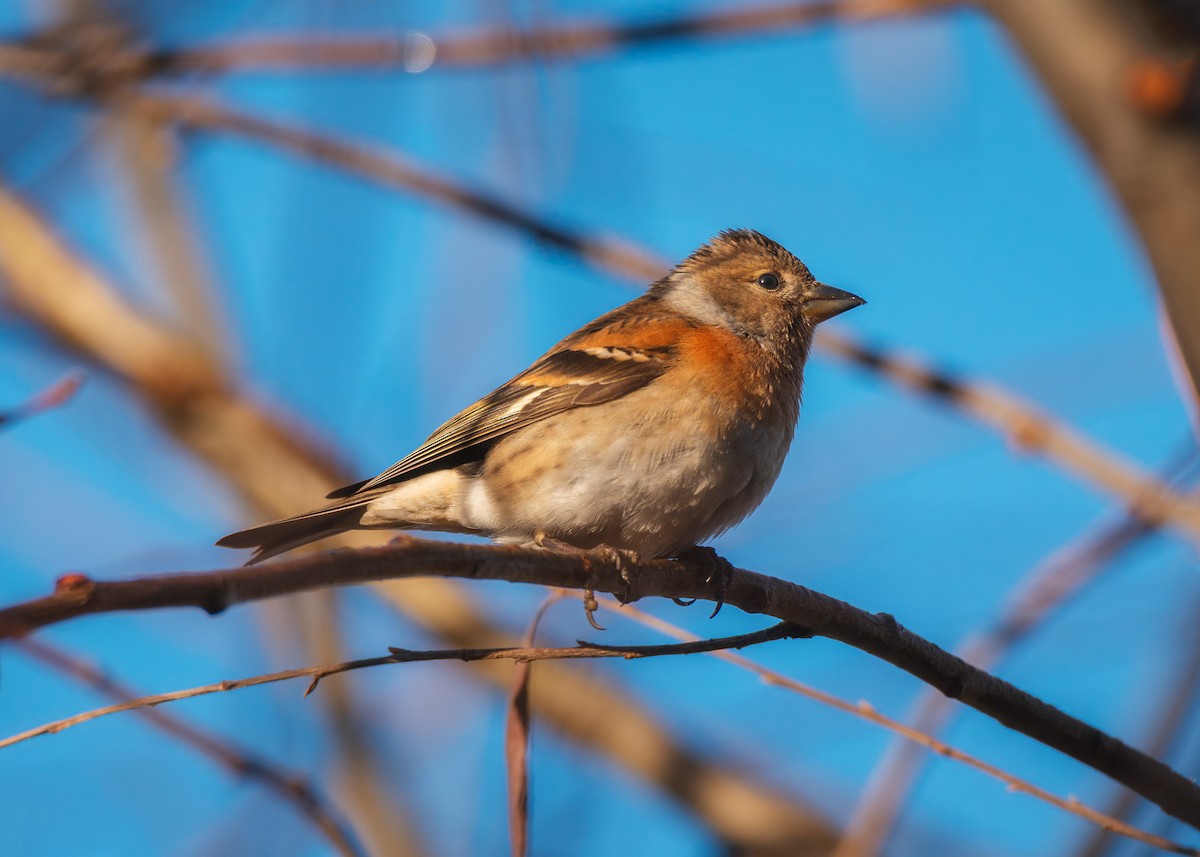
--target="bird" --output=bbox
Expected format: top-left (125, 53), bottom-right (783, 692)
top-left (218, 229), bottom-right (864, 566)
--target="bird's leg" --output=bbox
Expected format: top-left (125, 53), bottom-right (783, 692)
top-left (533, 533), bottom-right (639, 630)
top-left (674, 546), bottom-right (736, 619)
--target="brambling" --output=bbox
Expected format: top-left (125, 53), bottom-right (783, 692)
top-left (219, 229), bottom-right (864, 565)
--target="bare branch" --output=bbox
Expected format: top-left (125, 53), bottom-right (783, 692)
top-left (155, 0), bottom-right (961, 73)
top-left (606, 599), bottom-right (1200, 857)
top-left (1, 536), bottom-right (1198, 830)
top-left (0, 42), bottom-right (57, 82)
top-left (2, 622), bottom-right (801, 749)
top-left (832, 450), bottom-right (1197, 857)
top-left (506, 594), bottom-right (564, 857)
top-left (14, 638), bottom-right (364, 857)
top-left (1073, 602), bottom-right (1200, 857)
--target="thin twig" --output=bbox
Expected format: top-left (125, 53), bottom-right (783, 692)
top-left (14, 638), bottom-right (364, 857)
top-left (154, 0), bottom-right (961, 73)
top-left (507, 593), bottom-right (565, 857)
top-left (0, 370), bottom-right (85, 430)
top-left (0, 536), bottom-right (1197, 829)
top-left (1, 623), bottom-right (801, 750)
top-left (602, 598), bottom-right (1200, 857)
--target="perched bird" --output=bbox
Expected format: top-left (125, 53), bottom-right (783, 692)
top-left (218, 229), bottom-right (864, 565)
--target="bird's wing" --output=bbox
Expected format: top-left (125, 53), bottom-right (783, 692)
top-left (326, 317), bottom-right (680, 498)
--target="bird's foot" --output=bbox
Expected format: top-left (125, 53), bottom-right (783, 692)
top-left (533, 533), bottom-right (640, 630)
top-left (675, 546), bottom-right (735, 618)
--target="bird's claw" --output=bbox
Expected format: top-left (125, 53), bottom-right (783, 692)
top-left (676, 546), bottom-right (735, 618)
top-left (582, 588), bottom-right (605, 631)
top-left (594, 545), bottom-right (638, 605)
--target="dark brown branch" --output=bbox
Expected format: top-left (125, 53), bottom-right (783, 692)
top-left (15, 638), bottom-right (364, 857)
top-left (154, 0), bottom-right (960, 73)
top-left (610, 598), bottom-right (1200, 857)
top-left (1073, 602), bottom-right (1200, 857)
top-left (2, 536), bottom-right (1198, 831)
top-left (834, 449), bottom-right (1198, 857)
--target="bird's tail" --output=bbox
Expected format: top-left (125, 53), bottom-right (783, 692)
top-left (216, 502), bottom-right (370, 565)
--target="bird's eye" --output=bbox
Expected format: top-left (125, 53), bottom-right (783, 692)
top-left (756, 272), bottom-right (781, 290)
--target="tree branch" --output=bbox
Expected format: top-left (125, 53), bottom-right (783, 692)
top-left (13, 609), bottom-right (1198, 856)
top-left (2, 623), bottom-right (800, 750)
top-left (606, 598), bottom-right (1200, 857)
top-left (2, 535), bottom-right (1198, 831)
top-left (831, 448), bottom-right (1199, 857)
top-left (152, 0), bottom-right (961, 73)
top-left (14, 638), bottom-right (365, 857)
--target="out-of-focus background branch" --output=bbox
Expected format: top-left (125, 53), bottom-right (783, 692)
top-left (978, 0), bottom-right (1200, 408)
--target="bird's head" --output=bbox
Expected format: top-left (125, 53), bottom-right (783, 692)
top-left (655, 229), bottom-right (864, 350)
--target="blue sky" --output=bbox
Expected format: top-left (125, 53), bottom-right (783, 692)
top-left (1, 2), bottom-right (1197, 856)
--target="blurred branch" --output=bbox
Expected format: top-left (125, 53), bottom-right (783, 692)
top-left (506, 593), bottom-right (566, 857)
top-left (102, 111), bottom-right (226, 355)
top-left (0, 181), bottom-right (834, 855)
top-left (977, 0), bottom-right (1200, 405)
top-left (3, 536), bottom-right (1200, 832)
top-left (0, 42), bottom-right (58, 82)
top-left (818, 332), bottom-right (1200, 541)
top-left (154, 0), bottom-right (961, 73)
top-left (113, 90), bottom-right (666, 281)
top-left (604, 597), bottom-right (1200, 857)
top-left (832, 449), bottom-right (1197, 857)
top-left (8, 609), bottom-right (1198, 857)
top-left (100, 91), bottom-right (1200, 541)
top-left (14, 637), bottom-right (364, 857)
top-left (0, 370), bottom-right (84, 430)
top-left (293, 590), bottom-right (429, 857)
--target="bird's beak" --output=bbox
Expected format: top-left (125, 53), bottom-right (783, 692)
top-left (803, 282), bottom-right (866, 323)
